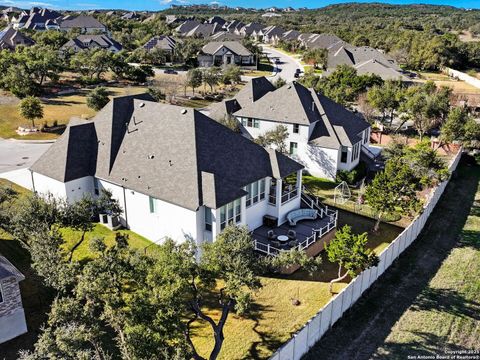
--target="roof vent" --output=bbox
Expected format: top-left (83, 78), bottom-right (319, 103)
top-left (148, 154), bottom-right (155, 159)
top-left (287, 85), bottom-right (292, 89)
top-left (181, 109), bottom-right (187, 115)
top-left (169, 160), bottom-right (173, 166)
top-left (139, 102), bottom-right (145, 108)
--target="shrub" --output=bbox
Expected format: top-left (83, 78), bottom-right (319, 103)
top-left (336, 161), bottom-right (367, 185)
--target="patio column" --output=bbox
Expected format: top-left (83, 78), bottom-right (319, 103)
top-left (275, 177), bottom-right (282, 226)
top-left (296, 169), bottom-right (302, 190)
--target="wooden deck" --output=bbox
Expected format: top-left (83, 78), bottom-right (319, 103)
top-left (252, 215), bottom-right (332, 250)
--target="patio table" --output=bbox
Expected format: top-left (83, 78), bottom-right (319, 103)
top-left (277, 235), bottom-right (289, 243)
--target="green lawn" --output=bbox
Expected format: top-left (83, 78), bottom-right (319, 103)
top-left (304, 158), bottom-right (480, 359)
top-left (0, 86), bottom-right (147, 140)
top-left (0, 179), bottom-right (402, 360)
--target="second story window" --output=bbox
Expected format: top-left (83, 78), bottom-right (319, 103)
top-left (293, 124), bottom-right (299, 133)
top-left (220, 199), bottom-right (241, 230)
top-left (340, 146), bottom-right (348, 163)
top-left (289, 142), bottom-right (298, 155)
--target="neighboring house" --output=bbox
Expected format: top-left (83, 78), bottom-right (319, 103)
top-left (29, 95), bottom-right (338, 255)
top-left (207, 76), bottom-right (275, 121)
top-left (0, 255), bottom-right (27, 344)
top-left (121, 12), bottom-right (141, 21)
top-left (11, 7), bottom-right (61, 30)
top-left (224, 20), bottom-right (244, 33)
top-left (302, 33), bottom-right (344, 50)
top-left (55, 15), bottom-right (107, 33)
top-left (327, 44), bottom-right (408, 80)
top-left (281, 30), bottom-right (301, 42)
top-left (230, 81), bottom-right (372, 179)
top-left (198, 41), bottom-right (255, 67)
top-left (184, 23), bottom-right (220, 38)
top-left (206, 16), bottom-right (226, 27)
top-left (175, 20), bottom-right (201, 35)
top-left (262, 12), bottom-right (282, 18)
top-left (209, 31), bottom-right (243, 42)
top-left (0, 26), bottom-right (35, 50)
top-left (143, 35), bottom-right (176, 62)
top-left (236, 22), bottom-right (264, 37)
top-left (253, 25), bottom-right (285, 44)
top-left (60, 34), bottom-right (122, 53)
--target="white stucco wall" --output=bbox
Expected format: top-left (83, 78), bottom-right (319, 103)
top-left (32, 173), bottom-right (93, 202)
top-left (97, 179), bottom-right (199, 243)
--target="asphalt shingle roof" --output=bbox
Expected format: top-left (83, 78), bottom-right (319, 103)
top-left (201, 41), bottom-right (252, 56)
top-left (31, 96), bottom-right (303, 210)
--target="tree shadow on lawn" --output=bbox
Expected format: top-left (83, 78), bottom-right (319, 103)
top-left (302, 157), bottom-right (480, 360)
top-left (42, 98), bottom-right (84, 106)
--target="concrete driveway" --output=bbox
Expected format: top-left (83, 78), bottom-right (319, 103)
top-left (0, 139), bottom-right (51, 174)
top-left (261, 45), bottom-right (304, 83)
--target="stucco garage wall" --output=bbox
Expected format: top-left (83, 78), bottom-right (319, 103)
top-left (97, 179), bottom-right (198, 243)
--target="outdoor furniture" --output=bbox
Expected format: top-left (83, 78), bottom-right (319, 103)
top-left (288, 240), bottom-right (299, 247)
top-left (267, 230), bottom-right (276, 240)
top-left (263, 215), bottom-right (278, 228)
top-left (271, 240), bottom-right (281, 247)
top-left (287, 229), bottom-right (296, 240)
top-left (287, 208), bottom-right (318, 226)
top-left (277, 235), bottom-right (289, 243)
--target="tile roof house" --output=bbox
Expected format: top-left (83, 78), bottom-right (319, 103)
top-left (198, 41), bottom-right (255, 67)
top-left (326, 44), bottom-right (408, 80)
top-left (60, 34), bottom-right (122, 53)
top-left (0, 26), bottom-right (35, 50)
top-left (0, 255), bottom-right (27, 344)
top-left (230, 81), bottom-right (372, 179)
top-left (142, 35), bottom-right (176, 62)
top-left (29, 95), bottom-right (339, 255)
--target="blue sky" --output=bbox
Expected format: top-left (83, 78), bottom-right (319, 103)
top-left (1, 0), bottom-right (480, 12)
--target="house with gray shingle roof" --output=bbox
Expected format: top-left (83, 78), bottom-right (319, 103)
top-left (232, 81), bottom-right (372, 179)
top-left (55, 15), bottom-right (107, 34)
top-left (29, 95), bottom-right (330, 250)
top-left (326, 44), bottom-right (408, 81)
top-left (0, 26), bottom-right (34, 50)
top-left (61, 34), bottom-right (122, 53)
top-left (198, 41), bottom-right (255, 67)
top-left (142, 35), bottom-right (176, 62)
top-left (0, 255), bottom-right (27, 344)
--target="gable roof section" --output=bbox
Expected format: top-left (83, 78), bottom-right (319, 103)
top-left (62, 34), bottom-right (122, 51)
top-left (143, 35), bottom-right (176, 51)
top-left (234, 82), bottom-right (323, 125)
top-left (31, 97), bottom-right (303, 210)
top-left (58, 15), bottom-right (106, 30)
top-left (201, 41), bottom-right (252, 56)
top-left (0, 26), bottom-right (34, 50)
top-left (0, 255), bottom-right (24, 281)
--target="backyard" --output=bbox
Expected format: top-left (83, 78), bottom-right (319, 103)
top-left (304, 157), bottom-right (480, 359)
top-left (0, 179), bottom-right (402, 360)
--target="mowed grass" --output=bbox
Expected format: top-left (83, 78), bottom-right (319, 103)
top-left (304, 158), bottom-right (480, 360)
top-left (417, 72), bottom-right (480, 95)
top-left (0, 179), bottom-right (402, 360)
top-left (375, 165), bottom-right (480, 356)
top-left (0, 86), bottom-right (147, 140)
top-left (191, 210), bottom-right (402, 360)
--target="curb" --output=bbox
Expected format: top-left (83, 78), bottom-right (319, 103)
top-left (4, 138), bottom-right (56, 144)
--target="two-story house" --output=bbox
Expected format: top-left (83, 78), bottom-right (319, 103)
top-left (0, 255), bottom-right (27, 344)
top-left (30, 95), bottom-right (337, 255)
top-left (228, 80), bottom-right (371, 180)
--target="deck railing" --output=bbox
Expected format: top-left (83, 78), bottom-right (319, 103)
top-left (254, 210), bottom-right (338, 256)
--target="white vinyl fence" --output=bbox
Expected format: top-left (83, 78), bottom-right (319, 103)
top-left (443, 67), bottom-right (480, 90)
top-left (269, 149), bottom-right (463, 360)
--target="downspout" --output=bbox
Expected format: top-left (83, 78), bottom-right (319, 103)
top-left (122, 186), bottom-right (129, 229)
top-left (29, 169), bottom-right (36, 193)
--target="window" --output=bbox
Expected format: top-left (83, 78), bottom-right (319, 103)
top-left (289, 142), bottom-right (298, 155)
top-left (341, 146), bottom-right (348, 163)
top-left (0, 284), bottom-right (3, 304)
top-left (363, 129), bottom-right (369, 144)
top-left (219, 200), bottom-right (241, 230)
top-left (93, 178), bottom-right (99, 195)
top-left (149, 196), bottom-right (157, 214)
top-left (245, 179), bottom-right (266, 208)
top-left (293, 124), bottom-right (299, 134)
top-left (205, 207), bottom-right (212, 231)
top-left (240, 117), bottom-right (260, 129)
top-left (253, 119), bottom-right (260, 128)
